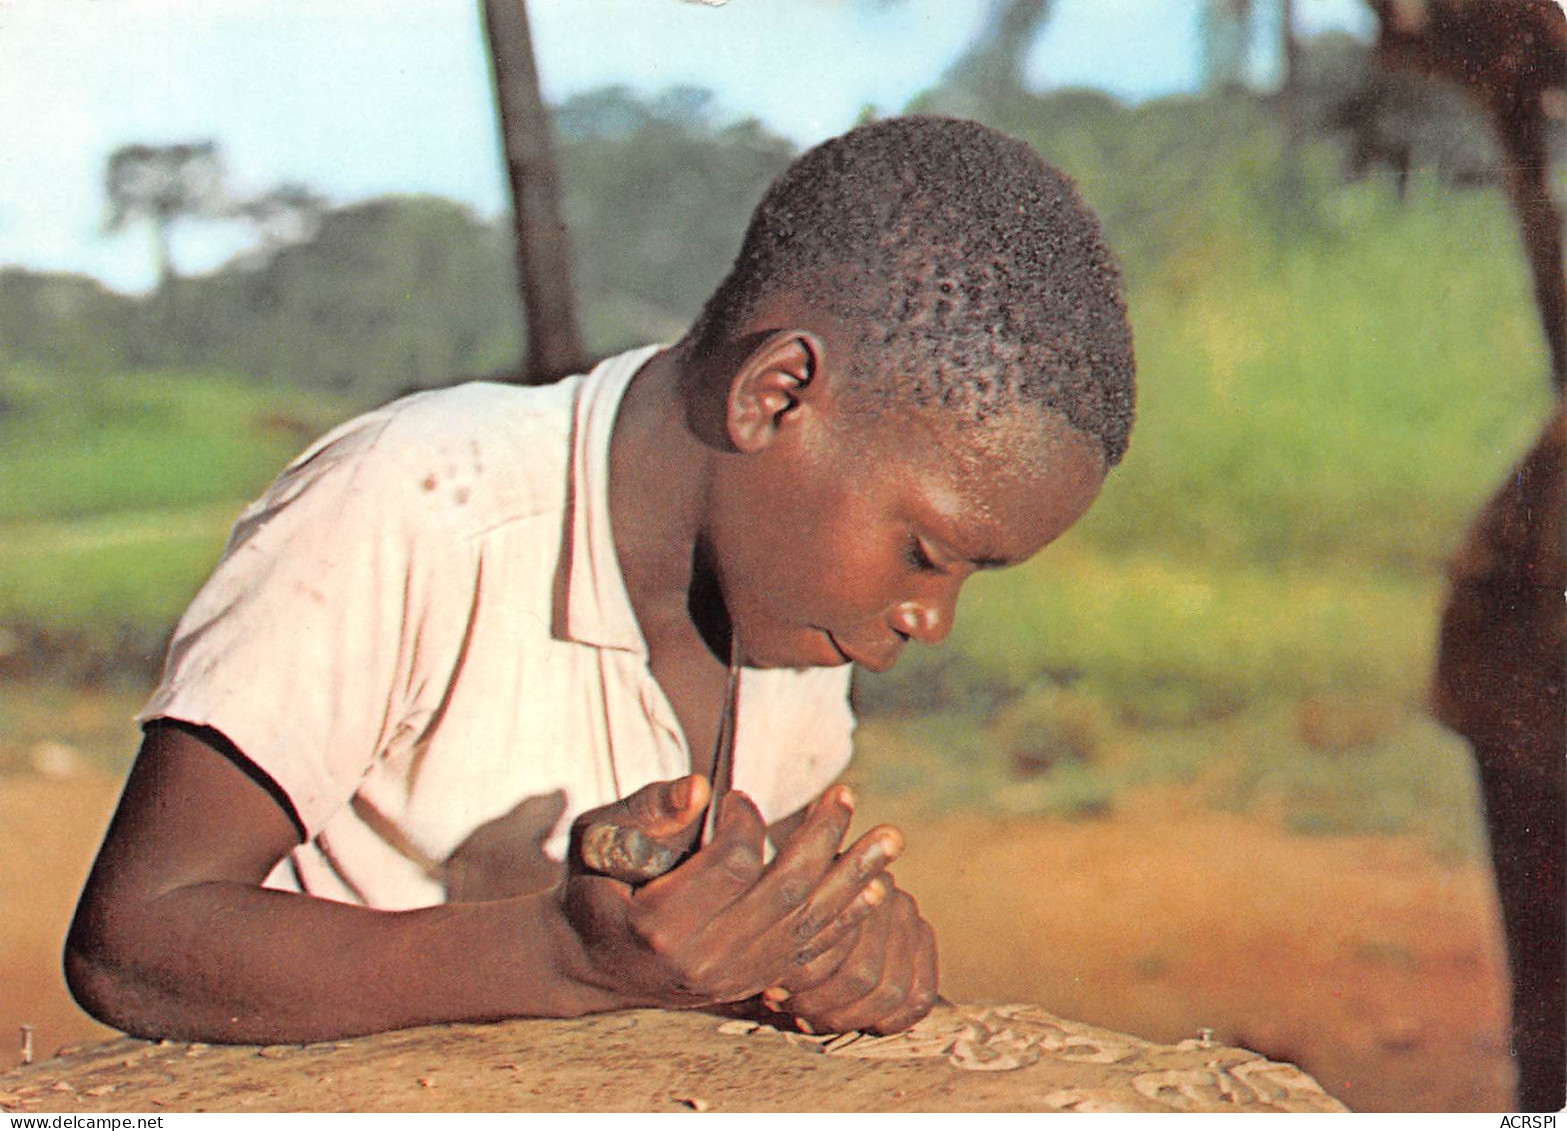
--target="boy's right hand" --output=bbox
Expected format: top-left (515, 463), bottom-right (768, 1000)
top-left (558, 777), bottom-right (894, 1011)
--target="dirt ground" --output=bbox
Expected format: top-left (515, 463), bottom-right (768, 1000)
top-left (0, 769), bottom-right (1513, 1113)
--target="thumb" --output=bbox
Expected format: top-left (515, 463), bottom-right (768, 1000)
top-left (570, 775), bottom-right (710, 884)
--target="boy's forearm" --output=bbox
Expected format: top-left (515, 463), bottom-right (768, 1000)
top-left (66, 881), bottom-right (629, 1045)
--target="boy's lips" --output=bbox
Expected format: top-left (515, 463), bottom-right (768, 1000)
top-left (820, 630), bottom-right (854, 666)
top-left (824, 630), bottom-right (904, 673)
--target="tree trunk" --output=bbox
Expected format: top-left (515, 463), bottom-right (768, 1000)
top-left (1494, 90), bottom-right (1567, 390)
top-left (1276, 0), bottom-right (1303, 218)
top-left (1367, 0), bottom-right (1567, 389)
top-left (481, 0), bottom-right (590, 385)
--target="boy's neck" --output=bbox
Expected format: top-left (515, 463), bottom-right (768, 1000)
top-left (607, 345), bottom-right (723, 659)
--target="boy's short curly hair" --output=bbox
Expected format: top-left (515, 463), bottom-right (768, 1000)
top-left (687, 115), bottom-right (1136, 467)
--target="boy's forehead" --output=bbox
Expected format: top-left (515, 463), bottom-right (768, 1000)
top-left (856, 398), bottom-right (1091, 480)
top-left (843, 400), bottom-right (1106, 557)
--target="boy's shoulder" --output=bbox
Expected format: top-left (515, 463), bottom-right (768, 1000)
top-left (276, 376), bottom-right (588, 536)
top-left (377, 375), bottom-right (583, 455)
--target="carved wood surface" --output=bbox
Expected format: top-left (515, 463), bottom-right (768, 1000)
top-left (0, 1001), bottom-right (1346, 1113)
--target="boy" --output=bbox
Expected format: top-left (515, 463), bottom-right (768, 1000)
top-left (66, 116), bottom-right (1135, 1044)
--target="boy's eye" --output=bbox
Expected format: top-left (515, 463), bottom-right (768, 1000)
top-left (903, 538), bottom-right (940, 573)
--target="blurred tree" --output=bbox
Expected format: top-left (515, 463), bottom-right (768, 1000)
top-left (61, 87), bottom-right (801, 397)
top-left (1305, 30), bottom-right (1495, 199)
top-left (0, 269), bottom-right (139, 377)
top-left (481, 0), bottom-right (589, 384)
top-left (1366, 0), bottom-right (1567, 1111)
top-left (947, 0), bottom-right (1056, 95)
top-left (232, 182), bottom-right (328, 257)
top-left (103, 141), bottom-right (227, 295)
top-left (188, 195), bottom-right (521, 401)
top-left (1277, 0), bottom-right (1303, 213)
top-left (555, 85), bottom-right (795, 352)
top-left (919, 0), bottom-right (1057, 130)
top-left (1201, 0), bottom-right (1256, 92)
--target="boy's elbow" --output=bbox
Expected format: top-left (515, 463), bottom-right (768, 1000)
top-left (63, 899), bottom-right (162, 1038)
top-left (63, 933), bottom-right (121, 1029)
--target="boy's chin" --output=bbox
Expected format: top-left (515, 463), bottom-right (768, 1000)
top-left (738, 626), bottom-right (855, 671)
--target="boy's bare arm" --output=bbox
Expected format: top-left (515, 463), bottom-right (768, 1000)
top-left (65, 724), bottom-right (889, 1045)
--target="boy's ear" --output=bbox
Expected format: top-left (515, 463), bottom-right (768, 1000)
top-left (725, 330), bottom-right (824, 454)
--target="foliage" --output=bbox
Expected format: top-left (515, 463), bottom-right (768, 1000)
top-left (2, 94), bottom-right (799, 401)
top-left (1088, 183), bottom-right (1549, 571)
top-left (171, 196), bottom-right (524, 402)
top-left (856, 545), bottom-right (1447, 726)
top-left (103, 141), bottom-right (325, 296)
top-left (1296, 30), bottom-right (1498, 190)
top-left (104, 141), bottom-right (229, 291)
top-left (555, 85), bottom-right (795, 352)
top-left (0, 271), bottom-right (142, 376)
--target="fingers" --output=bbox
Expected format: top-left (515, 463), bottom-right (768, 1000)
top-left (634, 791), bottom-right (769, 922)
top-left (570, 775), bottom-right (709, 883)
top-left (773, 873), bottom-right (892, 992)
top-left (564, 779), bottom-right (933, 1021)
top-left (782, 895), bottom-right (892, 1024)
top-left (724, 786), bottom-right (859, 925)
top-left (579, 822), bottom-right (682, 884)
top-left (605, 793), bottom-right (775, 1004)
top-left (862, 912), bottom-right (938, 1034)
top-left (559, 785), bottom-right (768, 1008)
top-left (770, 823), bottom-right (903, 971)
top-left (720, 795), bottom-right (901, 975)
top-left (780, 886), bottom-right (939, 1035)
top-left (626, 790), bottom-right (887, 1005)
top-left (614, 774), bottom-right (711, 839)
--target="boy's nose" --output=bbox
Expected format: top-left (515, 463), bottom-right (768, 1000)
top-left (891, 594), bottom-right (954, 646)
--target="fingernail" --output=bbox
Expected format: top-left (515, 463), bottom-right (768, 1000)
top-left (762, 985), bottom-right (791, 1004)
top-left (861, 877), bottom-right (888, 907)
top-left (865, 831), bottom-right (902, 867)
top-left (795, 1016), bottom-right (816, 1035)
top-left (837, 784), bottom-right (856, 811)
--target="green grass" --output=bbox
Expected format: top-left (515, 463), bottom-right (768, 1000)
top-left (856, 545), bottom-right (1444, 724)
top-left (847, 705), bottom-right (1490, 864)
top-left (848, 174), bottom-right (1545, 854)
top-left (1088, 180), bottom-right (1553, 572)
top-left (0, 366), bottom-right (346, 521)
top-left (0, 505), bottom-right (238, 630)
top-left (0, 368), bottom-right (349, 683)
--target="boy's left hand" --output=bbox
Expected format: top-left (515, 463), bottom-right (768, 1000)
top-left (764, 868), bottom-right (938, 1035)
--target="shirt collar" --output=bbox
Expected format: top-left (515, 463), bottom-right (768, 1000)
top-left (560, 345), bottom-right (665, 654)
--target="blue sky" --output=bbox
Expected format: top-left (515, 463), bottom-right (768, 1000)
top-left (0, 0), bottom-right (1373, 293)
